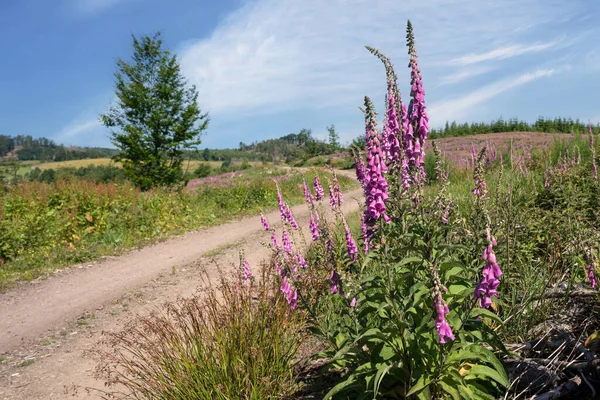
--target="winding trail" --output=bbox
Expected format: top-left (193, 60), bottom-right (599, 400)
top-left (0, 171), bottom-right (362, 399)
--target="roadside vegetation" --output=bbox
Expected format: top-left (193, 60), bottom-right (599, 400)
top-left (0, 167), bottom-right (355, 288)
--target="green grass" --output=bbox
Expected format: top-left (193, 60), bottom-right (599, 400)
top-left (93, 267), bottom-right (303, 399)
top-left (0, 167), bottom-right (357, 289)
top-left (18, 359), bottom-right (35, 367)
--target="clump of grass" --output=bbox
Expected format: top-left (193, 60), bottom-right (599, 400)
top-left (91, 265), bottom-right (304, 399)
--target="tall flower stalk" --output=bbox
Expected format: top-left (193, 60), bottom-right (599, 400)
top-left (406, 20), bottom-right (429, 185)
top-left (363, 96), bottom-right (391, 236)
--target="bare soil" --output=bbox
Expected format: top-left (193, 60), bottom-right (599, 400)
top-left (0, 173), bottom-right (363, 399)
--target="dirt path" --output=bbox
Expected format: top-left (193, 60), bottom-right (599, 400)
top-left (0, 176), bottom-right (363, 399)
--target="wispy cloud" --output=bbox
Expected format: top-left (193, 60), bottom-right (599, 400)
top-left (428, 68), bottom-right (558, 123)
top-left (449, 42), bottom-right (557, 66)
top-left (179, 0), bottom-right (574, 120)
top-left (436, 66), bottom-right (496, 87)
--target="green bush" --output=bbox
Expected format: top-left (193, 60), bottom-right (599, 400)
top-left (193, 162), bottom-right (213, 178)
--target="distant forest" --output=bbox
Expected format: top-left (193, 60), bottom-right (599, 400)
top-left (187, 127), bottom-right (342, 163)
top-left (0, 135), bottom-right (118, 161)
top-left (430, 117), bottom-right (600, 138)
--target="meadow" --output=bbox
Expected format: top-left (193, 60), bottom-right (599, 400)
top-left (0, 165), bottom-right (355, 288)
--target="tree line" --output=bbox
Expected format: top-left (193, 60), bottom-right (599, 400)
top-left (430, 117), bottom-right (600, 138)
top-left (0, 134), bottom-right (118, 161)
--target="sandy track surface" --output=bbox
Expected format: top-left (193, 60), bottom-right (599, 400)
top-left (0, 175), bottom-right (363, 399)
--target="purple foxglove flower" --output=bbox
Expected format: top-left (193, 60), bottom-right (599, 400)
top-left (350, 297), bottom-right (357, 307)
top-left (400, 156), bottom-right (411, 192)
top-left (277, 184), bottom-right (298, 230)
top-left (353, 151), bottom-right (367, 189)
top-left (242, 260), bottom-right (253, 281)
top-left (260, 213), bottom-right (270, 231)
top-left (344, 222), bottom-right (358, 262)
top-left (330, 269), bottom-right (343, 295)
top-left (303, 179), bottom-right (314, 207)
top-left (475, 238), bottom-right (502, 308)
top-left (328, 172), bottom-right (344, 211)
top-left (434, 295), bottom-right (455, 344)
top-left (363, 96), bottom-right (391, 232)
top-left (296, 252), bottom-right (308, 269)
top-left (360, 214), bottom-right (369, 254)
top-left (586, 265), bottom-right (597, 288)
top-left (309, 214), bottom-right (320, 241)
top-left (274, 263), bottom-right (283, 276)
top-left (277, 185), bottom-right (287, 222)
top-left (385, 88), bottom-right (402, 165)
top-left (405, 25), bottom-right (429, 184)
top-left (282, 231), bottom-right (293, 255)
top-left (285, 206), bottom-right (299, 230)
top-left (280, 277), bottom-right (297, 309)
top-left (441, 204), bottom-right (450, 224)
top-left (313, 176), bottom-right (325, 201)
top-left (271, 231), bottom-right (280, 250)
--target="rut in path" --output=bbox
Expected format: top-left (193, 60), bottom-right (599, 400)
top-left (0, 177), bottom-right (363, 399)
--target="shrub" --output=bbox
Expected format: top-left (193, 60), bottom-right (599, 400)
top-left (193, 162), bottom-right (213, 178)
top-left (92, 264), bottom-right (304, 399)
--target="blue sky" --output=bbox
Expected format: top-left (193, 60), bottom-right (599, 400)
top-left (1, 0), bottom-right (599, 149)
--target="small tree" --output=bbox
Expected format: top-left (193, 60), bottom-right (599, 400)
top-left (327, 124), bottom-right (340, 150)
top-left (101, 33), bottom-right (209, 190)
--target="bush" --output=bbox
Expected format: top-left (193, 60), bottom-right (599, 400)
top-left (92, 265), bottom-right (304, 399)
top-left (193, 162), bottom-right (212, 178)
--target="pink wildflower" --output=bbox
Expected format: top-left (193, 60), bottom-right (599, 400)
top-left (309, 214), bottom-right (320, 241)
top-left (434, 294), bottom-right (455, 344)
top-left (360, 213), bottom-right (369, 254)
top-left (406, 20), bottom-right (429, 183)
top-left (303, 179), bottom-right (314, 207)
top-left (313, 176), bottom-right (325, 201)
top-left (280, 277), bottom-right (297, 309)
top-left (271, 231), bottom-right (280, 250)
top-left (475, 233), bottom-right (502, 308)
top-left (282, 231), bottom-right (293, 255)
top-left (330, 269), bottom-right (343, 295)
top-left (296, 252), bottom-right (308, 269)
top-left (242, 260), bottom-right (253, 281)
top-left (260, 213), bottom-right (270, 231)
top-left (344, 221), bottom-right (358, 262)
top-left (363, 96), bottom-right (391, 233)
top-left (586, 265), bottom-right (597, 289)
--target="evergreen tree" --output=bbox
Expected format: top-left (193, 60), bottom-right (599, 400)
top-left (327, 124), bottom-right (340, 149)
top-left (101, 33), bottom-right (208, 190)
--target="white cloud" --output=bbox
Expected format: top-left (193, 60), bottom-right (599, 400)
top-left (428, 68), bottom-right (558, 124)
top-left (56, 118), bottom-right (100, 140)
top-left (449, 42), bottom-right (557, 66)
top-left (179, 0), bottom-right (575, 119)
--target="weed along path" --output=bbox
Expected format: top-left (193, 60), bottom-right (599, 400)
top-left (0, 178), bottom-right (363, 399)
